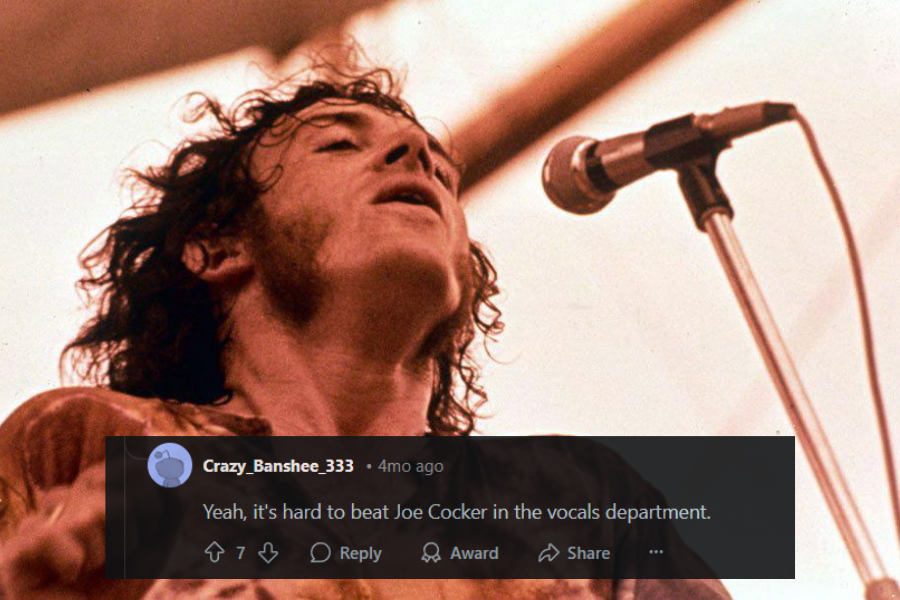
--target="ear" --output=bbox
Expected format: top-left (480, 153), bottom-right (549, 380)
top-left (182, 235), bottom-right (252, 284)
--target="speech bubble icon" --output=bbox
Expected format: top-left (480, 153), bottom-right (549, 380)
top-left (310, 542), bottom-right (332, 563)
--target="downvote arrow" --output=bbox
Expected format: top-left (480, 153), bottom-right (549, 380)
top-left (259, 542), bottom-right (279, 564)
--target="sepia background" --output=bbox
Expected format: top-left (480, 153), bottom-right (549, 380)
top-left (2, 1), bottom-right (900, 597)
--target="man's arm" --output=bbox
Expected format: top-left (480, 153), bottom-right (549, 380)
top-left (0, 462), bottom-right (104, 595)
top-left (0, 389), bottom-right (150, 597)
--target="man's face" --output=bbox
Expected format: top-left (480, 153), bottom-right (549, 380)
top-left (246, 100), bottom-right (470, 324)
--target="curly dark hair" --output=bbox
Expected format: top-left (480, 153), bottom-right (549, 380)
top-left (62, 66), bottom-right (503, 435)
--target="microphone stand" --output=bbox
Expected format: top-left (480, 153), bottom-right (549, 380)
top-left (676, 153), bottom-right (899, 600)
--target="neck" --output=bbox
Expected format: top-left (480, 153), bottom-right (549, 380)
top-left (219, 280), bottom-right (458, 436)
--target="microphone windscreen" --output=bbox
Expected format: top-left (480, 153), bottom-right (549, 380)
top-left (541, 136), bottom-right (614, 215)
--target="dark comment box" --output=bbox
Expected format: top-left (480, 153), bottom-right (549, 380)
top-left (105, 436), bottom-right (793, 579)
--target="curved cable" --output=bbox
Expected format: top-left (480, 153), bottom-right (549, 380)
top-left (791, 109), bottom-right (900, 556)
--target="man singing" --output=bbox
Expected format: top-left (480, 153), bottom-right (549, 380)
top-left (0, 64), bottom-right (728, 598)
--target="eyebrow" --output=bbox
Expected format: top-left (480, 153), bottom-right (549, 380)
top-left (304, 107), bottom-right (461, 177)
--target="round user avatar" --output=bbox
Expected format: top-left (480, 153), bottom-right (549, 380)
top-left (148, 442), bottom-right (193, 488)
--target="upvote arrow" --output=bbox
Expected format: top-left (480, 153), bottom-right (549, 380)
top-left (259, 542), bottom-right (279, 564)
top-left (205, 541), bottom-right (225, 563)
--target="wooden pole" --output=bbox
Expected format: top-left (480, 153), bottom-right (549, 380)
top-left (455, 0), bottom-right (746, 195)
top-left (0, 0), bottom-right (390, 117)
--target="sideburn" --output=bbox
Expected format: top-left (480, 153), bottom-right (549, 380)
top-left (246, 205), bottom-right (330, 326)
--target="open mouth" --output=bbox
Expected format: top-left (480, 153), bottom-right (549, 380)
top-left (374, 184), bottom-right (442, 217)
top-left (388, 192), bottom-right (431, 208)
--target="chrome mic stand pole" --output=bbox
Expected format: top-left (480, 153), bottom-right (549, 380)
top-left (677, 156), bottom-right (899, 600)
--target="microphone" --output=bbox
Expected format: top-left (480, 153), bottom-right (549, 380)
top-left (541, 101), bottom-right (796, 215)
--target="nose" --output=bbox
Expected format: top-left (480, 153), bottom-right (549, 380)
top-left (382, 127), bottom-right (435, 177)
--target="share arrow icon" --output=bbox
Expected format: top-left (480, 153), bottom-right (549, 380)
top-left (538, 543), bottom-right (560, 562)
top-left (205, 542), bottom-right (225, 563)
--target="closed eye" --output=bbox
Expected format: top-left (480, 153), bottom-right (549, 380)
top-left (316, 139), bottom-right (357, 152)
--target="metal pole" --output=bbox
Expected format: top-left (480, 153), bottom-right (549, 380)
top-left (703, 211), bottom-right (896, 595)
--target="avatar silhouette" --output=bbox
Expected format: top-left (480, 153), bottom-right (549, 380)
top-left (154, 450), bottom-right (184, 488)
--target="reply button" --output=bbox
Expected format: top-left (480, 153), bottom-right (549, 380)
top-left (340, 546), bottom-right (382, 563)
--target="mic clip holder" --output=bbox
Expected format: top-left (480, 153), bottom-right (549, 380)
top-left (630, 112), bottom-right (737, 230)
top-left (676, 154), bottom-right (734, 231)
